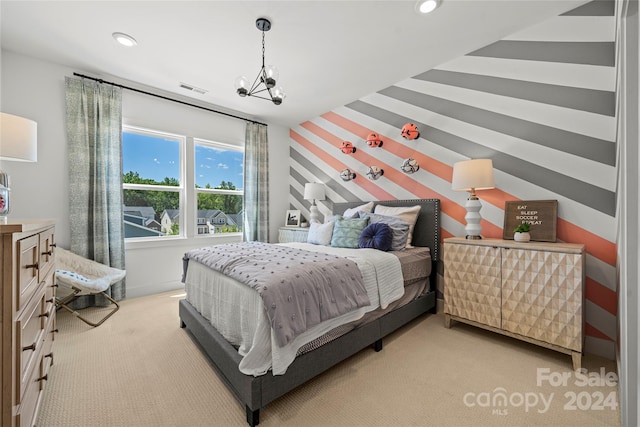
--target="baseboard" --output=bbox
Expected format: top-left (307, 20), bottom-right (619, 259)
top-left (126, 280), bottom-right (184, 299)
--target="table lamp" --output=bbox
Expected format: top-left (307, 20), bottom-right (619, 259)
top-left (451, 159), bottom-right (495, 239)
top-left (0, 112), bottom-right (38, 222)
top-left (303, 183), bottom-right (326, 224)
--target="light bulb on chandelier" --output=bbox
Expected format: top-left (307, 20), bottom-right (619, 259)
top-left (235, 18), bottom-right (286, 105)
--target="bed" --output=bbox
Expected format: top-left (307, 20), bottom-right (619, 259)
top-left (179, 198), bottom-right (440, 426)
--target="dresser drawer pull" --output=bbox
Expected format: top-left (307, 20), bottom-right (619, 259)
top-left (37, 374), bottom-right (48, 383)
top-left (46, 298), bottom-right (54, 303)
top-left (40, 312), bottom-right (50, 319)
top-left (45, 352), bottom-right (54, 365)
top-left (50, 243), bottom-right (57, 248)
top-left (23, 342), bottom-right (36, 352)
top-left (42, 250), bottom-right (53, 256)
top-left (25, 262), bottom-right (39, 270)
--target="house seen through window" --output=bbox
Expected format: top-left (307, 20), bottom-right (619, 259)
top-left (122, 126), bottom-right (244, 239)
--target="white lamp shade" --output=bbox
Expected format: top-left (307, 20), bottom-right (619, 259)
top-left (0, 113), bottom-right (38, 162)
top-left (303, 183), bottom-right (326, 202)
top-left (451, 159), bottom-right (495, 191)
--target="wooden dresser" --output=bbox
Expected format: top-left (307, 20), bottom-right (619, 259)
top-left (1, 220), bottom-right (56, 427)
top-left (443, 237), bottom-right (585, 370)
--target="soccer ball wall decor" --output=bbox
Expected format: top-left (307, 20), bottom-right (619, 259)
top-left (401, 158), bottom-right (420, 174)
top-left (366, 132), bottom-right (383, 148)
top-left (340, 168), bottom-right (356, 181)
top-left (401, 123), bottom-right (420, 140)
top-left (340, 141), bottom-right (356, 154)
top-left (366, 166), bottom-right (384, 180)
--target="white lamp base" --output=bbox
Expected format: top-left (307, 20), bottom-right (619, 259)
top-left (309, 204), bottom-right (321, 223)
top-left (464, 196), bottom-right (483, 239)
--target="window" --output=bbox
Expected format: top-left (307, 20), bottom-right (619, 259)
top-left (194, 139), bottom-right (244, 235)
top-left (122, 126), bottom-right (243, 239)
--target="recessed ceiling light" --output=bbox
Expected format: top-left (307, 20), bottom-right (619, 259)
top-left (415, 0), bottom-right (441, 14)
top-left (112, 32), bottom-right (137, 47)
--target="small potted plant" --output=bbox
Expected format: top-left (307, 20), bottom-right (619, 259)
top-left (513, 223), bottom-right (531, 242)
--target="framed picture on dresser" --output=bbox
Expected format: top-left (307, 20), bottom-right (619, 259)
top-left (285, 209), bottom-right (301, 227)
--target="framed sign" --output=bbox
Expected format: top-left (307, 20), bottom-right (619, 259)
top-left (503, 200), bottom-right (558, 242)
top-left (285, 210), bottom-right (301, 227)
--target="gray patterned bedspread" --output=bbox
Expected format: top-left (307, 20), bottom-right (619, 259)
top-left (183, 242), bottom-right (371, 347)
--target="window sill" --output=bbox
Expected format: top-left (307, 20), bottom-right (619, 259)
top-left (125, 233), bottom-right (243, 250)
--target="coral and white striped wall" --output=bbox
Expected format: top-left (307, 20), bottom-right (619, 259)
top-left (288, 0), bottom-right (617, 359)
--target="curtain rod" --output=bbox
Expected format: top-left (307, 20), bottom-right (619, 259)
top-left (72, 72), bottom-right (267, 127)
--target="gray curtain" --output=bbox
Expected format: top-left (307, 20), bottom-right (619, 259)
top-left (243, 122), bottom-right (270, 242)
top-left (64, 76), bottom-right (126, 306)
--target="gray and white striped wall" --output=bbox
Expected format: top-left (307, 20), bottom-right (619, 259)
top-left (289, 0), bottom-right (617, 359)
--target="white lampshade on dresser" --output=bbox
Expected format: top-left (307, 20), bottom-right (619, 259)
top-left (451, 159), bottom-right (495, 239)
top-left (0, 112), bottom-right (38, 221)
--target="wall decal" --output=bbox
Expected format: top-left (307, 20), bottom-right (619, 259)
top-left (366, 166), bottom-right (384, 180)
top-left (401, 123), bottom-right (420, 140)
top-left (400, 158), bottom-right (420, 174)
top-left (340, 141), bottom-right (356, 154)
top-left (366, 132), bottom-right (383, 148)
top-left (340, 168), bottom-right (356, 181)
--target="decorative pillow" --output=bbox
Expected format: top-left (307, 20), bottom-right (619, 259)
top-left (324, 214), bottom-right (341, 223)
top-left (330, 217), bottom-right (370, 248)
top-left (307, 221), bottom-right (334, 245)
top-left (361, 212), bottom-right (411, 251)
top-left (343, 201), bottom-right (374, 218)
top-left (374, 204), bottom-right (421, 248)
top-left (358, 223), bottom-right (393, 251)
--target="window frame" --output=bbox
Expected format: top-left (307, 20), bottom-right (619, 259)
top-left (122, 125), bottom-right (244, 244)
top-left (193, 138), bottom-right (244, 237)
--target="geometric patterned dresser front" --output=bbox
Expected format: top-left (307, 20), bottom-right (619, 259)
top-left (443, 237), bottom-right (585, 370)
top-left (444, 242), bottom-right (501, 329)
top-left (501, 247), bottom-right (583, 351)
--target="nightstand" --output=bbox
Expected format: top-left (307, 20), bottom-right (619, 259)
top-left (278, 227), bottom-right (309, 243)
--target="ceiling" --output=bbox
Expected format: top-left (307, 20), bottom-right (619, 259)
top-left (1, 1), bottom-right (588, 128)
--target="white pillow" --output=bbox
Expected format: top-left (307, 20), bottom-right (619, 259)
top-left (307, 221), bottom-right (334, 245)
top-left (373, 204), bottom-right (421, 248)
top-left (343, 201), bottom-right (374, 218)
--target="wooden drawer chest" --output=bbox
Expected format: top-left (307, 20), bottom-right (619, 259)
top-left (1, 220), bottom-right (56, 427)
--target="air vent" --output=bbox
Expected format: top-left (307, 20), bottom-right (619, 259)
top-left (179, 82), bottom-right (208, 95)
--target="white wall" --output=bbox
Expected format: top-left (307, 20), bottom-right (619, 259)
top-left (616, 1), bottom-right (639, 425)
top-left (0, 50), bottom-right (290, 298)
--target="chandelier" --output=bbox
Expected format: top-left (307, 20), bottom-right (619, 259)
top-left (235, 18), bottom-right (286, 105)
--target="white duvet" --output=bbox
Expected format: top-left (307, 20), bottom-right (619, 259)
top-left (185, 243), bottom-right (404, 376)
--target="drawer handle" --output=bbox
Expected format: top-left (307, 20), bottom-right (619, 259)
top-left (40, 312), bottom-right (50, 319)
top-left (45, 352), bottom-right (54, 365)
top-left (25, 262), bottom-right (39, 270)
top-left (23, 342), bottom-right (36, 352)
top-left (37, 374), bottom-right (48, 383)
top-left (46, 298), bottom-right (54, 303)
top-left (50, 243), bottom-right (57, 248)
top-left (42, 250), bottom-right (53, 256)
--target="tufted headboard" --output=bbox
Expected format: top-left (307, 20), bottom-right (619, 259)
top-left (332, 199), bottom-right (441, 262)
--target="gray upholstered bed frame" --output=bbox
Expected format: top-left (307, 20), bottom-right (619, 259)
top-left (178, 199), bottom-right (440, 426)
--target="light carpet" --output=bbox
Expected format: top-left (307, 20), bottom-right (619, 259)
top-left (37, 290), bottom-right (620, 427)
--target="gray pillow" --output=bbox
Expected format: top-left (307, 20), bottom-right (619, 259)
top-left (360, 212), bottom-right (410, 251)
